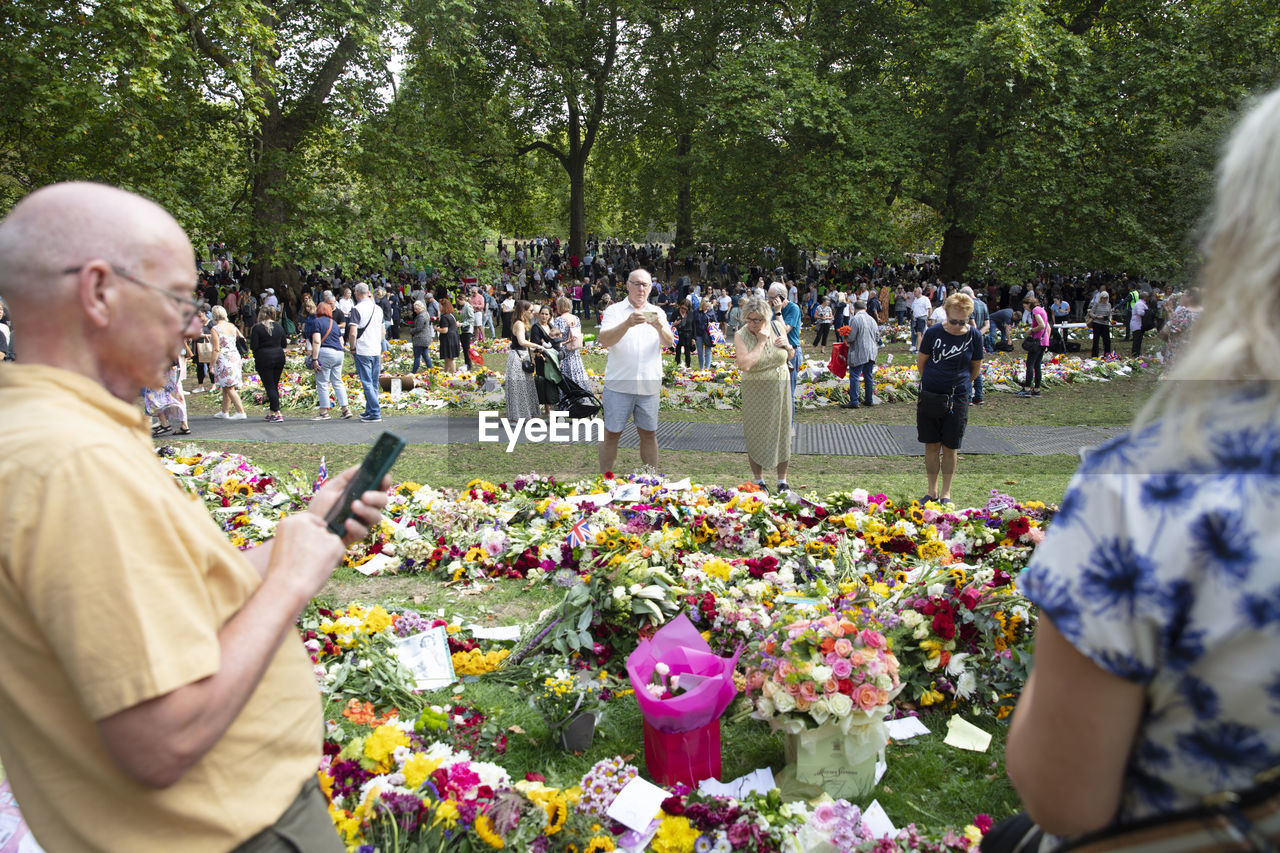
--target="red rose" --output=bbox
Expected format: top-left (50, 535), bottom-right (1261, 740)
top-left (931, 609), bottom-right (956, 641)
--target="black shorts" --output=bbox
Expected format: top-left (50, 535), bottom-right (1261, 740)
top-left (917, 395), bottom-right (970, 450)
top-left (912, 317), bottom-right (927, 334)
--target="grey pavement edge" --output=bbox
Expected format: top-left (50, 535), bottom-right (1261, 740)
top-left (167, 413), bottom-right (1126, 457)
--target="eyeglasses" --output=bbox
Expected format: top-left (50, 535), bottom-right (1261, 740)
top-left (745, 316), bottom-right (766, 323)
top-left (63, 264), bottom-right (201, 327)
top-left (945, 317), bottom-right (969, 327)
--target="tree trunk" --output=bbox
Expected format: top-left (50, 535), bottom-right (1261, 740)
top-left (939, 225), bottom-right (976, 282)
top-left (674, 131), bottom-right (693, 253)
top-left (247, 120), bottom-right (291, 296)
top-left (567, 152), bottom-right (586, 260)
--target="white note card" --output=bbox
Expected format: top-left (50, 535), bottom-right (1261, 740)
top-left (885, 716), bottom-right (932, 741)
top-left (470, 625), bottom-right (522, 642)
top-left (697, 767), bottom-right (776, 800)
top-left (354, 552), bottom-right (399, 576)
top-left (861, 799), bottom-right (897, 839)
top-left (606, 777), bottom-right (670, 834)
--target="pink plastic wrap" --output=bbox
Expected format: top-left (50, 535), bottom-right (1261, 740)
top-left (626, 613), bottom-right (741, 734)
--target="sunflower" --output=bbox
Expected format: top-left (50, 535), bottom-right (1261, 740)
top-left (543, 792), bottom-right (569, 835)
top-left (584, 837), bottom-right (616, 853)
top-left (474, 814), bottom-right (505, 849)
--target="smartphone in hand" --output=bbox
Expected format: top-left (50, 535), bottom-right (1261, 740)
top-left (324, 431), bottom-right (405, 536)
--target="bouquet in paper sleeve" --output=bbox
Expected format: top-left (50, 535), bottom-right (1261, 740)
top-left (626, 613), bottom-right (741, 786)
top-left (746, 612), bottom-right (902, 737)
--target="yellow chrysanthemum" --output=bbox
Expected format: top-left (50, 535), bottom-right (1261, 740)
top-left (432, 799), bottom-right (459, 829)
top-left (363, 605), bottom-right (393, 634)
top-left (402, 752), bottom-right (443, 790)
top-left (363, 724), bottom-right (410, 771)
top-left (651, 815), bottom-right (700, 853)
top-left (917, 540), bottom-right (951, 562)
top-left (703, 558), bottom-right (732, 581)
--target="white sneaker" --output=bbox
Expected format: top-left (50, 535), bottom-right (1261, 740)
top-left (229, 412), bottom-right (246, 420)
top-left (213, 411), bottom-right (228, 419)
top-left (190, 387), bottom-right (205, 394)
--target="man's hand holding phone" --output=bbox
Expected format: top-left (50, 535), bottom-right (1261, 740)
top-left (309, 466), bottom-right (392, 546)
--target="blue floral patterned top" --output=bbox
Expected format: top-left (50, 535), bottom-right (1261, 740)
top-left (1020, 407), bottom-right (1280, 823)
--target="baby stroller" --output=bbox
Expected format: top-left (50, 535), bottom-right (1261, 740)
top-left (541, 349), bottom-right (602, 419)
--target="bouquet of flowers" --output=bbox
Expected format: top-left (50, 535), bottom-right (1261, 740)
top-left (746, 612), bottom-right (901, 737)
top-left (530, 662), bottom-right (622, 740)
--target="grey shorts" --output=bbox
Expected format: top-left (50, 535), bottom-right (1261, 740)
top-left (602, 387), bottom-right (659, 433)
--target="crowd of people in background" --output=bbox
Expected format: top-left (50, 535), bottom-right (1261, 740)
top-left (0, 226), bottom-right (1203, 452)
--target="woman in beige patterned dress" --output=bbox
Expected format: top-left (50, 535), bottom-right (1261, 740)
top-left (734, 294), bottom-right (795, 493)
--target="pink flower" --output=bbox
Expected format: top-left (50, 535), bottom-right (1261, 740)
top-left (831, 658), bottom-right (853, 679)
top-left (825, 651), bottom-right (842, 667)
top-left (777, 660), bottom-right (795, 677)
top-left (854, 684), bottom-right (881, 711)
top-left (799, 681), bottom-right (819, 701)
top-left (860, 629), bottom-right (886, 649)
top-left (812, 801), bottom-right (840, 830)
top-left (833, 638), bottom-right (854, 657)
top-left (824, 679), bottom-right (840, 695)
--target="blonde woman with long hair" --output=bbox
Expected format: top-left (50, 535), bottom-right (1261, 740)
top-left (995, 85), bottom-right (1280, 851)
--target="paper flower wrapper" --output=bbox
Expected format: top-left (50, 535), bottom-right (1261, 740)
top-left (626, 612), bottom-right (741, 734)
top-left (782, 718), bottom-right (887, 802)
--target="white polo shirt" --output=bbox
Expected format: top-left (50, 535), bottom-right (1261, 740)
top-left (912, 296), bottom-right (932, 319)
top-left (600, 300), bottom-right (670, 397)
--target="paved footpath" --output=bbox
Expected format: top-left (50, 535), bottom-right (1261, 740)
top-left (176, 413), bottom-right (1127, 457)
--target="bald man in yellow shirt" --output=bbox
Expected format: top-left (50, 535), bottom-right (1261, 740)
top-left (0, 183), bottom-right (390, 852)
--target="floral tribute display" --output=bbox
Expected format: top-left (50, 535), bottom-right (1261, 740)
top-left (747, 615), bottom-right (900, 736)
top-left (322, 708), bottom-right (989, 853)
top-left (238, 336), bottom-right (1148, 415)
top-left (154, 445), bottom-right (1056, 850)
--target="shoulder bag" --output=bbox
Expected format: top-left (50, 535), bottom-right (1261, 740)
top-left (1054, 766), bottom-right (1280, 853)
top-left (917, 386), bottom-right (954, 418)
top-left (196, 339), bottom-right (215, 363)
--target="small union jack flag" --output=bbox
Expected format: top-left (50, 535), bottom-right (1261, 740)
top-left (313, 457), bottom-right (329, 493)
top-left (567, 515), bottom-right (593, 548)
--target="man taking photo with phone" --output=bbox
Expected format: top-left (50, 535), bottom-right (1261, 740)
top-left (0, 182), bottom-right (390, 852)
top-left (597, 268), bottom-right (674, 474)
